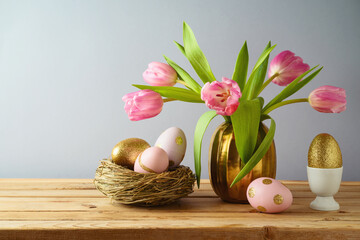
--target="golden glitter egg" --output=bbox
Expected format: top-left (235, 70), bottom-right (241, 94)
top-left (308, 133), bottom-right (342, 168)
top-left (111, 138), bottom-right (150, 169)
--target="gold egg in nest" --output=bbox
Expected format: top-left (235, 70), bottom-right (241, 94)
top-left (111, 138), bottom-right (150, 169)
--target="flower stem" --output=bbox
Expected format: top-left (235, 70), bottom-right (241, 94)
top-left (257, 73), bottom-right (280, 96)
top-left (223, 116), bottom-right (231, 122)
top-left (163, 98), bottom-right (177, 103)
top-left (176, 79), bottom-right (190, 88)
top-left (262, 98), bottom-right (308, 115)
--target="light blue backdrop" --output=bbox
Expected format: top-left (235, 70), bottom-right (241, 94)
top-left (1, 0), bottom-right (359, 180)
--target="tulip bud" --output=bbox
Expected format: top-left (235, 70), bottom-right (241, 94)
top-left (122, 90), bottom-right (163, 121)
top-left (143, 62), bottom-right (177, 86)
top-left (309, 85), bottom-right (346, 113)
top-left (269, 50), bottom-right (310, 86)
top-left (201, 77), bottom-right (241, 116)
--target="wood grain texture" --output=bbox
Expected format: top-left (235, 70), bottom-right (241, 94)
top-left (0, 179), bottom-right (359, 240)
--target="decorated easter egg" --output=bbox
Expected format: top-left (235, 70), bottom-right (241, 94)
top-left (111, 138), bottom-right (150, 169)
top-left (247, 177), bottom-right (293, 213)
top-left (308, 133), bottom-right (342, 168)
top-left (134, 147), bottom-right (169, 174)
top-left (155, 127), bottom-right (186, 169)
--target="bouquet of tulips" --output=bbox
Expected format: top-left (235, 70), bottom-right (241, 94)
top-left (123, 22), bottom-right (347, 187)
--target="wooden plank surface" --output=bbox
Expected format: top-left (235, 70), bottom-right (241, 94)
top-left (0, 179), bottom-right (359, 240)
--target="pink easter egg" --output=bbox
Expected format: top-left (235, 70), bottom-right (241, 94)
top-left (247, 177), bottom-right (293, 213)
top-left (134, 147), bottom-right (169, 174)
top-left (155, 127), bottom-right (187, 169)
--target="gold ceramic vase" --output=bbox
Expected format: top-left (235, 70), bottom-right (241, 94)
top-left (209, 122), bottom-right (276, 203)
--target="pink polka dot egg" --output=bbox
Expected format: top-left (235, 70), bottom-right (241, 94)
top-left (134, 147), bottom-right (169, 174)
top-left (247, 177), bottom-right (293, 213)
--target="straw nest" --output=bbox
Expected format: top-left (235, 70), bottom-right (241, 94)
top-left (94, 159), bottom-right (196, 206)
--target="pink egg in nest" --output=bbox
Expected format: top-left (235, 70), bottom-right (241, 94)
top-left (134, 147), bottom-right (169, 174)
top-left (155, 127), bottom-right (187, 169)
top-left (247, 177), bottom-right (293, 213)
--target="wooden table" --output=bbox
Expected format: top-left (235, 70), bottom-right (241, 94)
top-left (0, 179), bottom-right (359, 240)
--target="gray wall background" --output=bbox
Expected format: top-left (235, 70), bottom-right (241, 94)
top-left (1, 0), bottom-right (359, 181)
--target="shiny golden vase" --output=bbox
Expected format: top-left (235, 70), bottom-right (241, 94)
top-left (209, 122), bottom-right (276, 203)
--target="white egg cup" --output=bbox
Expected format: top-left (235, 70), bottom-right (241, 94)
top-left (307, 166), bottom-right (343, 211)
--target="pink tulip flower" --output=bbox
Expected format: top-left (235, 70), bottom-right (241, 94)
top-left (308, 85), bottom-right (346, 113)
top-left (201, 77), bottom-right (241, 116)
top-left (122, 90), bottom-right (164, 121)
top-left (143, 62), bottom-right (178, 86)
top-left (268, 50), bottom-right (310, 86)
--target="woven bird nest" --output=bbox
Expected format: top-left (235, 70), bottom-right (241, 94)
top-left (94, 159), bottom-right (195, 206)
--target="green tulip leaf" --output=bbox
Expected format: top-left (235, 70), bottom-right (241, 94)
top-left (163, 55), bottom-right (202, 94)
top-left (251, 42), bottom-right (272, 98)
top-left (232, 41), bottom-right (249, 91)
top-left (252, 42), bottom-right (276, 72)
top-left (133, 85), bottom-right (203, 103)
top-left (230, 98), bottom-right (261, 164)
top-left (183, 22), bottom-right (216, 83)
top-left (260, 113), bottom-right (271, 121)
top-left (194, 111), bottom-right (218, 187)
top-left (230, 118), bottom-right (276, 187)
top-left (174, 41), bottom-right (186, 57)
top-left (243, 42), bottom-right (276, 100)
top-left (285, 67), bottom-right (323, 99)
top-left (263, 66), bottom-right (321, 112)
top-left (257, 97), bottom-right (265, 109)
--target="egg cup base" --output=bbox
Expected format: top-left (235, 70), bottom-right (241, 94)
top-left (307, 166), bottom-right (342, 211)
top-left (310, 196), bottom-right (339, 211)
